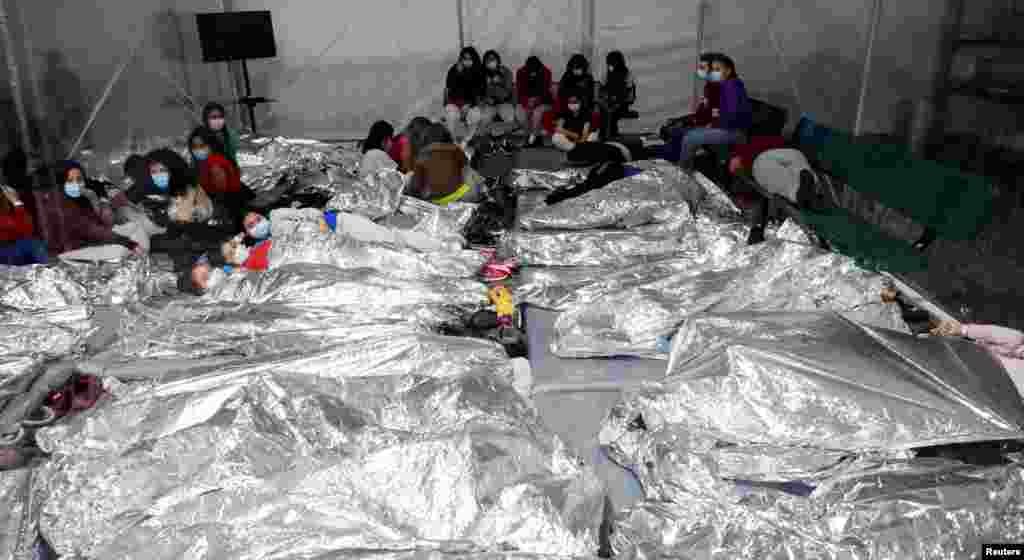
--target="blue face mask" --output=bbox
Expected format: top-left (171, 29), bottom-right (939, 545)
top-left (708, 70), bottom-right (723, 82)
top-left (249, 219), bottom-right (271, 240)
top-left (192, 149), bottom-right (210, 161)
top-left (152, 173), bottom-right (170, 190)
top-left (64, 182), bottom-right (82, 198)
top-left (696, 69), bottom-right (709, 80)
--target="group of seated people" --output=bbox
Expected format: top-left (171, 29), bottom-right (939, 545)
top-left (0, 102), bottom-right (250, 267)
top-left (657, 51), bottom-right (754, 170)
top-left (441, 47), bottom-right (637, 150)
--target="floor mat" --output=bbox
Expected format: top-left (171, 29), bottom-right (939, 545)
top-left (526, 306), bottom-right (662, 510)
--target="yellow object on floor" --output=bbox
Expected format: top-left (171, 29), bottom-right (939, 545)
top-left (488, 285), bottom-right (515, 319)
top-left (432, 183), bottom-right (471, 206)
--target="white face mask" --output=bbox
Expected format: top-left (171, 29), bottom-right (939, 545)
top-left (208, 117), bottom-right (226, 131)
top-left (568, 104), bottom-right (581, 113)
top-left (486, 61), bottom-right (498, 70)
top-left (573, 69), bottom-right (583, 77)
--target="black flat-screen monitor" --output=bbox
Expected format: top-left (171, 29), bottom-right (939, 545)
top-left (196, 11), bottom-right (276, 62)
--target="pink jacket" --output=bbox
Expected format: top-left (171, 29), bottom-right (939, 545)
top-left (962, 324), bottom-right (1024, 360)
top-left (962, 324), bottom-right (1024, 396)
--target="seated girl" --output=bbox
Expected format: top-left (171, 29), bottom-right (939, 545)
top-left (479, 50), bottom-right (516, 126)
top-left (409, 124), bottom-right (485, 205)
top-left (0, 185), bottom-right (47, 265)
top-left (558, 54), bottom-right (596, 113)
top-left (202, 102), bottom-right (241, 167)
top-left (52, 161), bottom-right (142, 256)
top-left (597, 51), bottom-right (637, 139)
top-left (360, 121), bottom-right (399, 178)
top-left (444, 47), bottom-right (486, 139)
top-left (515, 56), bottom-right (555, 146)
top-left (145, 149), bottom-right (238, 267)
top-left (674, 54), bottom-right (752, 171)
top-left (552, 95), bottom-right (597, 152)
top-left (189, 126), bottom-right (251, 227)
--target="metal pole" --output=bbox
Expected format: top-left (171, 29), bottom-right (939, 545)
top-left (241, 58), bottom-right (257, 136)
top-left (0, 0), bottom-right (31, 157)
top-left (218, 0), bottom-right (245, 131)
top-left (693, 1), bottom-right (707, 102)
top-left (582, 0), bottom-right (596, 63)
top-left (853, 0), bottom-right (883, 137)
top-left (456, 0), bottom-right (464, 50)
top-left (67, 39), bottom-right (142, 158)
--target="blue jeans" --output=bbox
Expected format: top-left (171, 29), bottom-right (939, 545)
top-left (669, 127), bottom-right (744, 166)
top-left (0, 239), bottom-right (48, 266)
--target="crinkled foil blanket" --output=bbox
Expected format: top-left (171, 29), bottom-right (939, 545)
top-left (507, 160), bottom-right (1024, 559)
top-left (2, 147), bottom-right (1023, 559)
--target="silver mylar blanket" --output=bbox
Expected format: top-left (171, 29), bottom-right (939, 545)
top-left (325, 168), bottom-right (408, 220)
top-left (609, 456), bottom-right (1024, 559)
top-left (237, 136), bottom-right (338, 194)
top-left (602, 312), bottom-right (1024, 468)
top-left (551, 232), bottom-right (907, 359)
top-left (34, 362), bottom-right (604, 558)
top-left (202, 263), bottom-right (489, 308)
top-left (267, 228), bottom-right (485, 281)
top-left (598, 311), bottom-right (1024, 558)
top-left (517, 166), bottom-right (692, 232)
top-left (0, 467), bottom-right (37, 560)
top-left (79, 302), bottom-right (508, 383)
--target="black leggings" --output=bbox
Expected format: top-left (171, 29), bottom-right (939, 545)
top-left (599, 101), bottom-right (632, 140)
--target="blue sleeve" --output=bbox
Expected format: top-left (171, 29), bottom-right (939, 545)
top-left (323, 210), bottom-right (338, 231)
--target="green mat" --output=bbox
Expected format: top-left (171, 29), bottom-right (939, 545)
top-left (800, 123), bottom-right (994, 240)
top-left (798, 208), bottom-right (930, 274)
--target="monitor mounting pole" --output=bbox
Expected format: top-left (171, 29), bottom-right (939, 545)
top-left (239, 58), bottom-right (259, 136)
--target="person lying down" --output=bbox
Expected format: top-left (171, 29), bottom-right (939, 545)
top-left (189, 260), bottom-right (490, 310)
top-left (189, 209), bottom-right (487, 291)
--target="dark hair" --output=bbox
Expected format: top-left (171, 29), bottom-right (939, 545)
top-left (123, 154), bottom-right (145, 177)
top-left (202, 102), bottom-right (227, 122)
top-left (405, 117), bottom-right (436, 162)
top-left (714, 54), bottom-right (738, 78)
top-left (363, 120), bottom-right (395, 154)
top-left (525, 56), bottom-right (543, 72)
top-left (144, 148), bottom-right (193, 197)
top-left (606, 51), bottom-right (627, 72)
top-left (2, 148), bottom-right (27, 188)
top-left (188, 126), bottom-right (228, 160)
top-left (698, 52), bottom-right (719, 65)
top-left (483, 50), bottom-right (502, 68)
top-left (567, 54), bottom-right (590, 74)
top-left (606, 50), bottom-right (629, 85)
top-left (458, 46), bottom-right (482, 69)
top-left (421, 123), bottom-right (453, 148)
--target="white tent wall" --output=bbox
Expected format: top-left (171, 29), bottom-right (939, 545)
top-left (592, 0), bottom-right (701, 132)
top-left (227, 0), bottom-right (460, 140)
top-left (1, 1), bottom-right (1007, 158)
top-left (6, 0), bottom-right (237, 161)
top-left (703, 0), bottom-right (950, 136)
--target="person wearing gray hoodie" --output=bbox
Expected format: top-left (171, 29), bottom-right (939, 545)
top-left (479, 50), bottom-right (516, 127)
